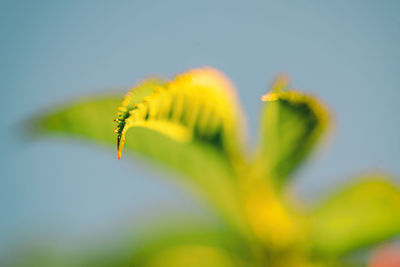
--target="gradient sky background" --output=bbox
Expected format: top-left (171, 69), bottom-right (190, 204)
top-left (1, 0), bottom-right (399, 257)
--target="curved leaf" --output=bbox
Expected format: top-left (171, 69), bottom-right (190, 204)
top-left (308, 174), bottom-right (400, 256)
top-left (256, 75), bottom-right (330, 188)
top-left (115, 68), bottom-right (245, 161)
top-left (31, 70), bottom-right (248, 233)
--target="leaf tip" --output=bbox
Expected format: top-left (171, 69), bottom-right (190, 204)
top-left (260, 74), bottom-right (290, 102)
top-left (117, 133), bottom-right (124, 160)
top-left (261, 93), bottom-right (279, 102)
top-left (273, 74), bottom-right (289, 92)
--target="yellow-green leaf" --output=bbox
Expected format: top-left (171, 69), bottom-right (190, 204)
top-left (124, 221), bottom-right (250, 267)
top-left (257, 75), bottom-right (330, 188)
top-left (308, 174), bottom-right (400, 256)
top-left (7, 221), bottom-right (246, 267)
top-left (114, 68), bottom-right (245, 162)
top-left (31, 74), bottom-right (247, 233)
top-left (144, 245), bottom-right (240, 267)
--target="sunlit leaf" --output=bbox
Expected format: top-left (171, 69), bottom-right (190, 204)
top-left (31, 72), bottom-right (247, 233)
top-left (308, 174), bottom-right (400, 256)
top-left (115, 68), bottom-right (245, 161)
top-left (257, 75), bottom-right (330, 188)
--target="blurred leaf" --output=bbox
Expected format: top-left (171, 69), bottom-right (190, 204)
top-left (33, 95), bottom-right (123, 145)
top-left (257, 75), bottom-right (330, 188)
top-left (31, 75), bottom-right (247, 233)
top-left (144, 245), bottom-right (240, 267)
top-left (126, 221), bottom-right (251, 267)
top-left (308, 174), bottom-right (400, 256)
top-left (6, 220), bottom-right (249, 267)
top-left (82, 222), bottom-right (243, 267)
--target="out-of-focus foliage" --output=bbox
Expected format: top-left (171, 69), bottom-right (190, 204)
top-left (309, 175), bottom-right (400, 255)
top-left (257, 75), bottom-right (329, 188)
top-left (25, 67), bottom-right (400, 266)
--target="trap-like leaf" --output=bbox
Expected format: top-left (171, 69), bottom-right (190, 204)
top-left (257, 75), bottom-right (330, 188)
top-left (31, 70), bottom-right (248, 233)
top-left (308, 174), bottom-right (400, 256)
top-left (114, 68), bottom-right (245, 161)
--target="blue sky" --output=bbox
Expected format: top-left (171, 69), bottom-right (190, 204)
top-left (1, 0), bottom-right (399, 256)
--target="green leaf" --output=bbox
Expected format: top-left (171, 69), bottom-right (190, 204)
top-left (143, 245), bottom-right (240, 267)
top-left (31, 73), bottom-right (248, 233)
top-left (126, 222), bottom-right (250, 267)
top-left (256, 75), bottom-right (330, 188)
top-left (308, 174), bottom-right (400, 256)
top-left (33, 94), bottom-right (124, 145)
top-left (6, 220), bottom-right (247, 267)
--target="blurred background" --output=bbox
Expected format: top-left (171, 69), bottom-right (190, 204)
top-left (1, 0), bottom-right (399, 259)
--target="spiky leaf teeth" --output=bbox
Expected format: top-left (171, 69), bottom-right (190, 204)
top-left (114, 68), bottom-right (241, 160)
